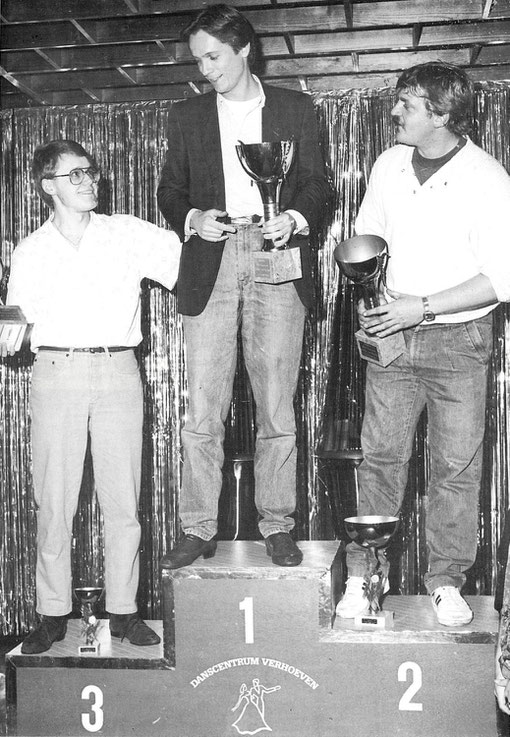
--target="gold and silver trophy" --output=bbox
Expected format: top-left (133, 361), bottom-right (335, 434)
top-left (236, 140), bottom-right (301, 284)
top-left (344, 515), bottom-right (399, 628)
top-left (74, 586), bottom-right (103, 655)
top-left (334, 235), bottom-right (405, 366)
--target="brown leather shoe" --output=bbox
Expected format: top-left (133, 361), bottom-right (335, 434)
top-left (265, 532), bottom-right (303, 566)
top-left (21, 615), bottom-right (68, 654)
top-left (109, 613), bottom-right (160, 646)
top-left (160, 534), bottom-right (217, 570)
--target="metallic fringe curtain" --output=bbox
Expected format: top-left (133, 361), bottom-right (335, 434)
top-left (1, 84), bottom-right (509, 635)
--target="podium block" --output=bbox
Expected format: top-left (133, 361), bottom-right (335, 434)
top-left (6, 542), bottom-right (500, 737)
top-left (161, 540), bottom-right (341, 665)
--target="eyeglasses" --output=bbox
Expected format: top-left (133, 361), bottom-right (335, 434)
top-left (48, 167), bottom-right (100, 185)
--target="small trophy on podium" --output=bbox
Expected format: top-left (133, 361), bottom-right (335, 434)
top-left (344, 515), bottom-right (399, 628)
top-left (236, 140), bottom-right (301, 284)
top-left (334, 235), bottom-right (405, 366)
top-left (74, 586), bottom-right (103, 655)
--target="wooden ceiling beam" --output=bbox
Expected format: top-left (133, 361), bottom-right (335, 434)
top-left (2, 22), bottom-right (91, 51)
top-left (295, 28), bottom-right (414, 54)
top-left (357, 47), bottom-right (471, 71)
top-left (343, 0), bottom-right (353, 29)
top-left (1, 0), bottom-right (137, 23)
top-left (0, 65), bottom-right (48, 104)
top-left (477, 43), bottom-right (510, 62)
top-left (412, 24), bottom-right (423, 48)
top-left (352, 0), bottom-right (486, 25)
top-left (420, 18), bottom-right (510, 45)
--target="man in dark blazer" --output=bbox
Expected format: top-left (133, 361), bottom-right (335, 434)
top-left (157, 3), bottom-right (328, 569)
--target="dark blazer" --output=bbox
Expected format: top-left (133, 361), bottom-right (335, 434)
top-left (157, 83), bottom-right (329, 316)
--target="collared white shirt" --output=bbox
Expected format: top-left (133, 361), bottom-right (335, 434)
top-left (356, 139), bottom-right (510, 322)
top-left (7, 211), bottom-right (181, 350)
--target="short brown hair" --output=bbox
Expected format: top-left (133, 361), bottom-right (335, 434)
top-left (32, 140), bottom-right (96, 208)
top-left (396, 62), bottom-right (473, 136)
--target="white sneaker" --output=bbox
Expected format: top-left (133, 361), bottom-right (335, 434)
top-left (430, 586), bottom-right (473, 626)
top-left (336, 577), bottom-right (370, 618)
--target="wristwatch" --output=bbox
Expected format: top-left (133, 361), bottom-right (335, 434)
top-left (422, 296), bottom-right (435, 322)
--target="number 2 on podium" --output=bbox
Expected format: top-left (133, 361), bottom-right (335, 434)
top-left (398, 661), bottom-right (423, 711)
top-left (239, 596), bottom-right (254, 644)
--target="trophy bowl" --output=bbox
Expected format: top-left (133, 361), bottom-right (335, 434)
top-left (344, 515), bottom-right (399, 549)
top-left (334, 234), bottom-right (387, 287)
top-left (333, 234), bottom-right (405, 367)
top-left (236, 140), bottom-right (295, 184)
top-left (74, 586), bottom-right (103, 607)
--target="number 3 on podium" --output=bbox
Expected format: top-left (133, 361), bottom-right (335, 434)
top-left (81, 684), bottom-right (104, 732)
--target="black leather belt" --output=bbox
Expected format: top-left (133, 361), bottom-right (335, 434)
top-left (222, 215), bottom-right (262, 225)
top-left (38, 346), bottom-right (133, 353)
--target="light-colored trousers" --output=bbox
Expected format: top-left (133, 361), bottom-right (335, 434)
top-left (30, 349), bottom-right (143, 616)
top-left (180, 224), bottom-right (306, 540)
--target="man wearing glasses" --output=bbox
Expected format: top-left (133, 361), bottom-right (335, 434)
top-left (3, 139), bottom-right (181, 654)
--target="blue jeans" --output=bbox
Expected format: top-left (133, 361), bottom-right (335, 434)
top-left (346, 314), bottom-right (493, 593)
top-left (180, 224), bottom-right (306, 540)
top-left (30, 349), bottom-right (143, 616)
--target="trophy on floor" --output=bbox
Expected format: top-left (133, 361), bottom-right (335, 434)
top-left (74, 586), bottom-right (103, 655)
top-left (236, 140), bottom-right (301, 284)
top-left (334, 235), bottom-right (405, 366)
top-left (344, 515), bottom-right (399, 628)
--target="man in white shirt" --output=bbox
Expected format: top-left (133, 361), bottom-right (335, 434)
top-left (4, 139), bottom-right (181, 653)
top-left (157, 4), bottom-right (328, 568)
top-left (336, 62), bottom-right (510, 626)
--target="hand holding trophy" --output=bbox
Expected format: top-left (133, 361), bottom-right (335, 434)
top-left (334, 235), bottom-right (405, 366)
top-left (0, 258), bottom-right (28, 355)
top-left (236, 140), bottom-right (301, 284)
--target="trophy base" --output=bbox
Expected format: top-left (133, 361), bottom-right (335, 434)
top-left (253, 247), bottom-right (302, 284)
top-left (354, 610), bottom-right (394, 629)
top-left (78, 643), bottom-right (101, 656)
top-left (355, 328), bottom-right (405, 367)
top-left (0, 305), bottom-right (28, 352)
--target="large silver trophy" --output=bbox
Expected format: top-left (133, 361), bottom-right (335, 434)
top-left (74, 586), bottom-right (103, 655)
top-left (236, 140), bottom-right (301, 284)
top-left (344, 515), bottom-right (399, 628)
top-left (334, 235), bottom-right (405, 366)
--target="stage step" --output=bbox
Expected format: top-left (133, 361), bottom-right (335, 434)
top-left (6, 541), bottom-right (499, 737)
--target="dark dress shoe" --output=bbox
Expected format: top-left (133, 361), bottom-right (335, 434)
top-left (110, 613), bottom-right (160, 646)
top-left (21, 615), bottom-right (67, 654)
top-left (160, 534), bottom-right (217, 570)
top-left (265, 532), bottom-right (303, 566)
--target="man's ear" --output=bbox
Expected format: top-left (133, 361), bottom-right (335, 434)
top-left (41, 178), bottom-right (56, 198)
top-left (240, 42), bottom-right (250, 59)
top-left (433, 112), bottom-right (450, 129)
